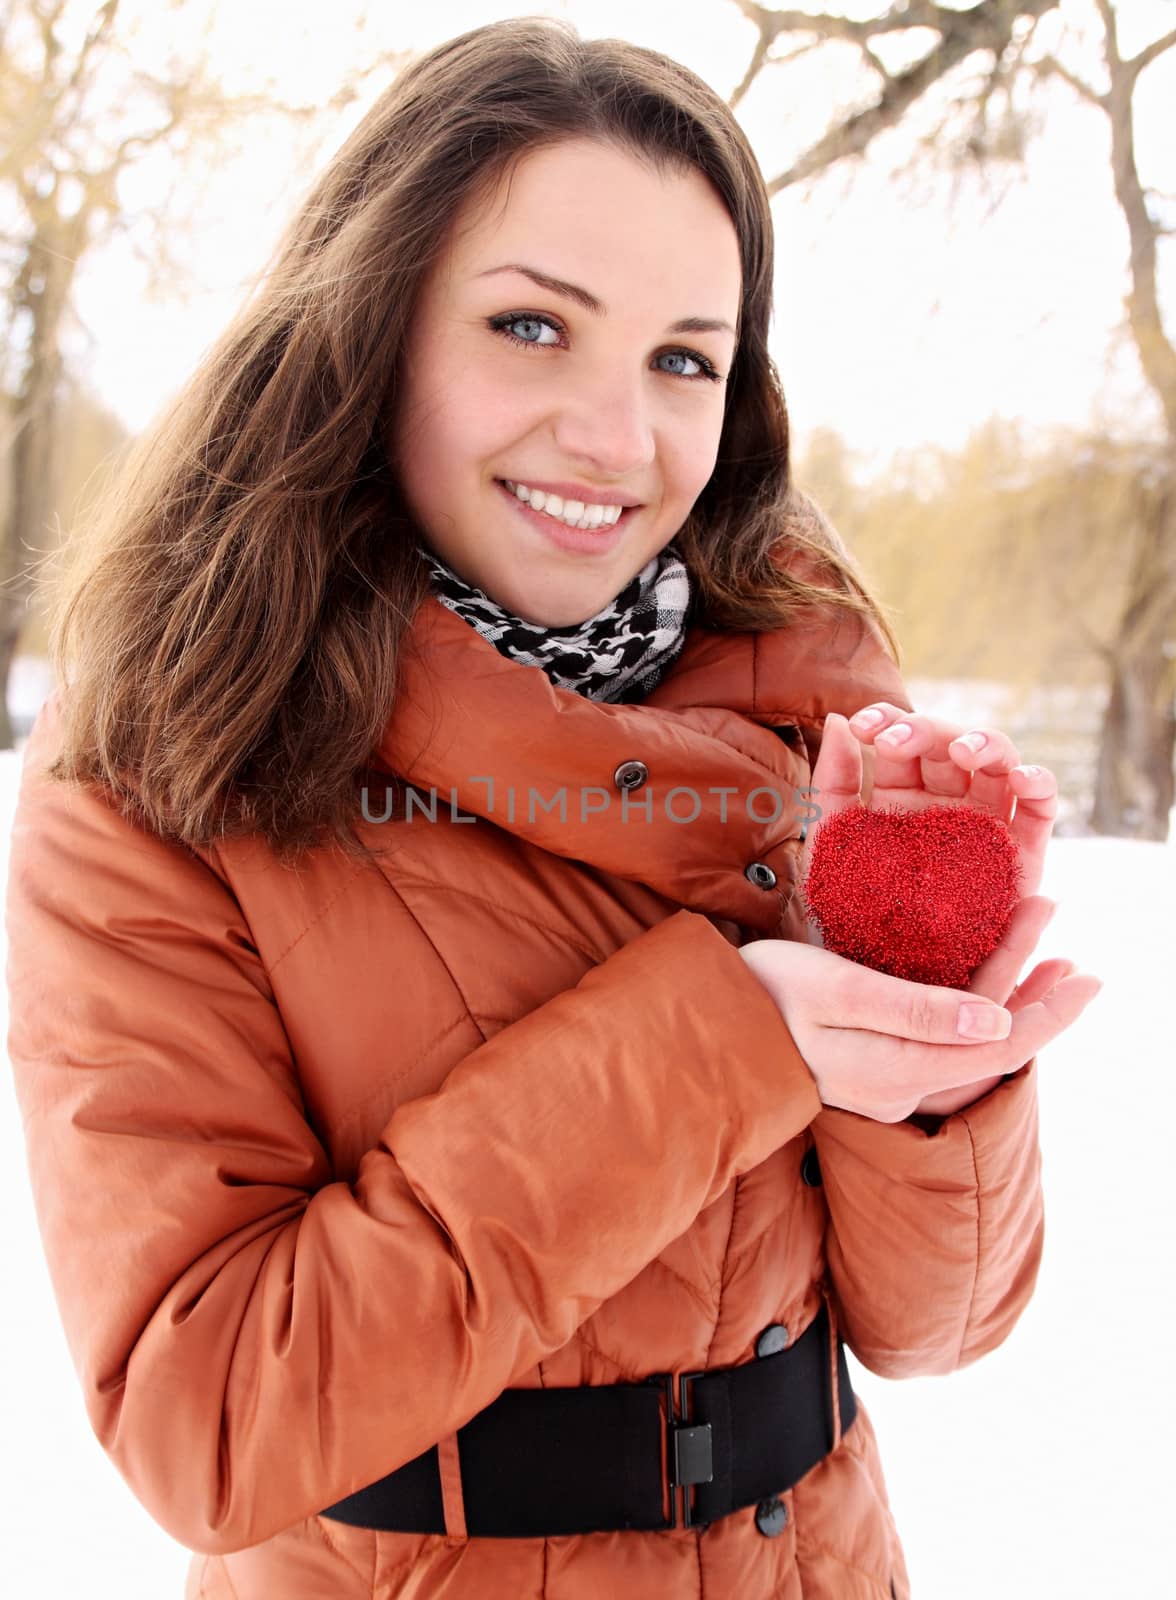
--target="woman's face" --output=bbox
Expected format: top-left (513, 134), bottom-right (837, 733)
top-left (387, 137), bottom-right (743, 627)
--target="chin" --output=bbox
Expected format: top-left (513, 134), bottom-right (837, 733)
top-left (522, 604), bottom-right (595, 629)
top-left (496, 581), bottom-right (603, 630)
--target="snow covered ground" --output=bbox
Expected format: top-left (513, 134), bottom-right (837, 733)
top-left (1, 715), bottom-right (1171, 1597)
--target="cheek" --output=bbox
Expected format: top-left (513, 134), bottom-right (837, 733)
top-left (401, 375), bottom-right (503, 479)
top-left (395, 319), bottom-right (500, 452)
top-left (437, 346), bottom-right (524, 449)
top-left (667, 417), bottom-right (724, 502)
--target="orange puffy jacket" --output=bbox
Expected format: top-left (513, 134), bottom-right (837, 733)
top-left (6, 575), bottom-right (1044, 1600)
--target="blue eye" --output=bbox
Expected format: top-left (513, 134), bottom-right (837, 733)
top-left (487, 311), bottom-right (723, 383)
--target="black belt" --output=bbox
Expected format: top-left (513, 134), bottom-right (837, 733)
top-left (321, 1301), bottom-right (856, 1538)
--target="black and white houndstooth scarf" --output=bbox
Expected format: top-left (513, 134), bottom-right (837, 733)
top-left (415, 540), bottom-right (692, 704)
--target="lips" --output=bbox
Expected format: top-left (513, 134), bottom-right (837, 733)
top-left (496, 480), bottom-right (627, 526)
top-left (498, 477), bottom-right (641, 510)
top-left (495, 478), bottom-right (631, 554)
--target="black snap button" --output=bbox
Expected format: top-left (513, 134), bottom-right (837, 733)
top-left (613, 760), bottom-right (648, 791)
top-left (744, 861), bottom-right (777, 889)
top-left (756, 1323), bottom-right (788, 1357)
top-left (801, 1146), bottom-right (823, 1187)
top-left (755, 1496), bottom-right (788, 1537)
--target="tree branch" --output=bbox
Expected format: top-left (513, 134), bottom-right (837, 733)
top-left (729, 6), bottom-right (774, 112)
top-left (1093, 0), bottom-right (1120, 68)
top-left (860, 42), bottom-right (893, 85)
top-left (1032, 53), bottom-right (1105, 107)
top-left (727, 0), bottom-right (982, 46)
top-left (62, 0), bottom-right (118, 101)
top-left (1093, 0), bottom-right (1176, 435)
top-left (729, 0), bottom-right (1062, 193)
top-left (1125, 25), bottom-right (1176, 86)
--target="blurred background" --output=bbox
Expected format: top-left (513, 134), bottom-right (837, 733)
top-left (3, 0), bottom-right (1174, 837)
top-left (1, 2), bottom-right (1172, 1596)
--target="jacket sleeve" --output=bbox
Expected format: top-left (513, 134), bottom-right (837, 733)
top-left (4, 697), bottom-right (822, 1556)
top-left (810, 1062), bottom-right (1044, 1377)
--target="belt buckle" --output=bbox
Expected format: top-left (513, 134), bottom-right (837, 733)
top-left (647, 1368), bottom-right (714, 1529)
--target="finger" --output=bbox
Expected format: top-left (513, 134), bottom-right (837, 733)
top-left (945, 727), bottom-right (1021, 815)
top-left (852, 707), bottom-right (1021, 809)
top-left (943, 973), bottom-right (1105, 1077)
top-left (851, 700), bottom-right (1059, 897)
top-left (850, 705), bottom-right (944, 794)
top-left (848, 703), bottom-right (907, 738)
top-left (810, 712), bottom-right (864, 809)
top-left (862, 971), bottom-right (1105, 1114)
top-left (967, 895), bottom-right (1057, 1005)
top-left (1007, 958), bottom-right (1077, 1012)
top-left (1004, 764), bottom-right (1060, 898)
top-left (800, 712), bottom-right (865, 887)
top-left (822, 960), bottom-right (1018, 1047)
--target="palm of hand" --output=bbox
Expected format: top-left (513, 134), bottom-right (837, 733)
top-left (803, 706), bottom-right (1067, 1118)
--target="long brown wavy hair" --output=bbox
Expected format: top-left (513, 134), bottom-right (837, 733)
top-left (40, 14), bottom-right (902, 867)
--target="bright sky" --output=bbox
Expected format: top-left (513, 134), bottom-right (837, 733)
top-left (66, 0), bottom-right (1176, 476)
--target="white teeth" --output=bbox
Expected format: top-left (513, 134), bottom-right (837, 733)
top-left (504, 479), bottom-right (626, 531)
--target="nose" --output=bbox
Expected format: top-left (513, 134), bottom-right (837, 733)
top-left (549, 365), bottom-right (656, 479)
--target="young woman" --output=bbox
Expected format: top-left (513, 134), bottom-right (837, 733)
top-left (6, 18), bottom-right (1101, 1600)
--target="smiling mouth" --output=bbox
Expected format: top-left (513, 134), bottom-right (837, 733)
top-left (495, 479), bottom-right (638, 530)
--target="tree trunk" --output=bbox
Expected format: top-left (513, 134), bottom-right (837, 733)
top-left (1, 224), bottom-right (75, 749)
top-left (1093, 3), bottom-right (1176, 836)
top-left (1091, 637), bottom-right (1176, 838)
top-left (0, 609), bottom-right (21, 748)
top-left (1090, 484), bottom-right (1176, 837)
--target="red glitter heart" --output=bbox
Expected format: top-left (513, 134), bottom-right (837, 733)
top-left (800, 802), bottom-right (1024, 988)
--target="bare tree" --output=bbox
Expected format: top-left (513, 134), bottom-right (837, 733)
top-left (0, 0), bottom-right (397, 748)
top-left (727, 0), bottom-right (1175, 837)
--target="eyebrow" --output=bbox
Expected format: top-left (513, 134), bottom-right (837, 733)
top-left (473, 262), bottom-right (738, 339)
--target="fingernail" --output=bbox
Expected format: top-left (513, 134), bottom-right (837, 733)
top-left (1013, 764), bottom-right (1042, 778)
top-left (957, 1003), bottom-right (1012, 1040)
top-left (953, 731), bottom-right (987, 753)
top-left (852, 708), bottom-right (885, 729)
top-left (880, 722), bottom-right (912, 745)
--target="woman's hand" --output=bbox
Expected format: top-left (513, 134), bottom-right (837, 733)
top-left (738, 919), bottom-right (1101, 1124)
top-left (903, 893), bottom-right (1079, 1117)
top-left (801, 705), bottom-right (1070, 1117)
top-left (815, 703), bottom-right (1057, 897)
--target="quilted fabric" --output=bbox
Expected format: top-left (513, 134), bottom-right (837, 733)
top-left (5, 552), bottom-right (1045, 1599)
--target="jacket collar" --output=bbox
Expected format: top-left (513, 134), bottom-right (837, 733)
top-left (371, 594), bottom-right (908, 935)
